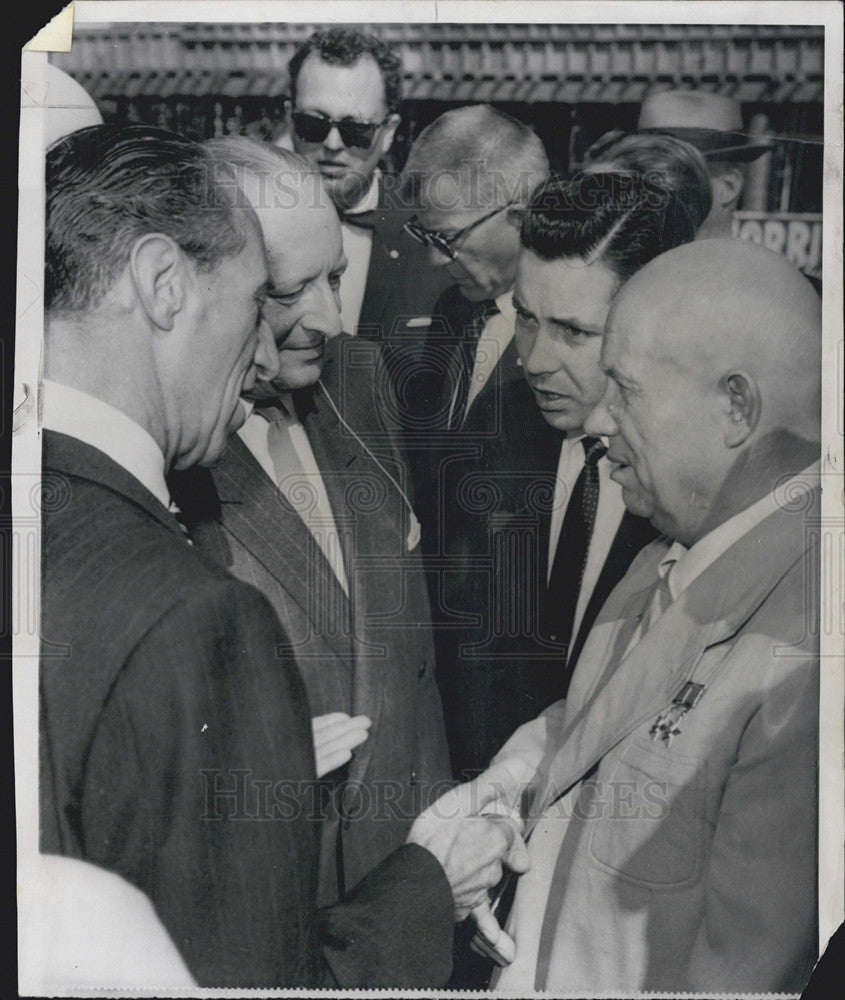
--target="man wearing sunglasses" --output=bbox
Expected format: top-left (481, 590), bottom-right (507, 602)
top-left (287, 28), bottom-right (447, 339)
top-left (397, 105), bottom-right (556, 784)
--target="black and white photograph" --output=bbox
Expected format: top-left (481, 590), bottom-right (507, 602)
top-left (12, 2), bottom-right (844, 995)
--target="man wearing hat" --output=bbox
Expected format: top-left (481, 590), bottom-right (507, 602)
top-left (636, 90), bottom-right (772, 239)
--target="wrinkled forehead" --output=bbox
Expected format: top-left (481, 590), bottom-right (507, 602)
top-left (257, 187), bottom-right (343, 274)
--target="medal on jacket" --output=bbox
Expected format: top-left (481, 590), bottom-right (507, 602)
top-left (650, 682), bottom-right (705, 745)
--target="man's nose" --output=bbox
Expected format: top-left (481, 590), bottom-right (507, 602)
top-left (523, 326), bottom-right (558, 377)
top-left (584, 381), bottom-right (619, 438)
top-left (254, 318), bottom-right (280, 382)
top-left (322, 125), bottom-right (345, 152)
top-left (306, 284), bottom-right (343, 339)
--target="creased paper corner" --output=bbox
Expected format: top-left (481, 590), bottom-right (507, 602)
top-left (24, 1), bottom-right (73, 53)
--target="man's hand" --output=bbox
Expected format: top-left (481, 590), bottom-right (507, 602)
top-left (312, 713), bottom-right (370, 779)
top-left (406, 782), bottom-right (530, 920)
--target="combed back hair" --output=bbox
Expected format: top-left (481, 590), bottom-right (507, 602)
top-left (46, 124), bottom-right (247, 316)
top-left (584, 131), bottom-right (713, 233)
top-left (203, 136), bottom-right (325, 210)
top-left (401, 105), bottom-right (549, 210)
top-left (288, 27), bottom-right (402, 114)
top-left (521, 171), bottom-right (698, 283)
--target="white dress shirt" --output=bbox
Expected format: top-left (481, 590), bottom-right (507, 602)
top-left (41, 378), bottom-right (170, 510)
top-left (448, 290), bottom-right (517, 426)
top-left (338, 171), bottom-right (380, 336)
top-left (547, 433), bottom-right (627, 644)
top-left (237, 395), bottom-right (349, 594)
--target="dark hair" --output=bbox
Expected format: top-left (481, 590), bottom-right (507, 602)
top-left (287, 28), bottom-right (402, 115)
top-left (46, 124), bottom-right (247, 315)
top-left (585, 131), bottom-right (713, 232)
top-left (521, 171), bottom-right (698, 282)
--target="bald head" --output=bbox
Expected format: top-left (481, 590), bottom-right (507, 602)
top-left (611, 239), bottom-right (821, 438)
top-left (587, 240), bottom-right (821, 544)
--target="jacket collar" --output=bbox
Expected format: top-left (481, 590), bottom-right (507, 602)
top-left (43, 429), bottom-right (183, 542)
top-left (529, 486), bottom-right (819, 821)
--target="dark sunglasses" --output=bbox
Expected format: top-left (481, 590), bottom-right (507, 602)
top-left (403, 204), bottom-right (514, 260)
top-left (291, 110), bottom-right (389, 150)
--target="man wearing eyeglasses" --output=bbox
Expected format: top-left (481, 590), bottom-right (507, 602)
top-left (397, 105), bottom-right (557, 783)
top-left (286, 28), bottom-right (448, 340)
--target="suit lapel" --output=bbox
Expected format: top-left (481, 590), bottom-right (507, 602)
top-left (297, 380), bottom-right (388, 784)
top-left (530, 491), bottom-right (818, 822)
top-left (210, 435), bottom-right (353, 666)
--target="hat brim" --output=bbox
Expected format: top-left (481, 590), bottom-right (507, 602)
top-left (637, 126), bottom-right (774, 161)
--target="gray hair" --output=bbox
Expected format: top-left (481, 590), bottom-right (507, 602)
top-left (401, 104), bottom-right (549, 211)
top-left (203, 137), bottom-right (328, 212)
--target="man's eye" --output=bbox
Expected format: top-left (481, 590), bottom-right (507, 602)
top-left (514, 306), bottom-right (533, 323)
top-left (269, 288), bottom-right (303, 305)
top-left (329, 273), bottom-right (342, 290)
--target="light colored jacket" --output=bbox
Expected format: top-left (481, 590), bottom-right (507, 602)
top-left (492, 486), bottom-right (819, 994)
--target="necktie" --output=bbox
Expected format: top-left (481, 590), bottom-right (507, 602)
top-left (447, 299), bottom-right (499, 430)
top-left (255, 403), bottom-right (349, 594)
top-left (541, 436), bottom-right (608, 695)
top-left (339, 209), bottom-right (376, 231)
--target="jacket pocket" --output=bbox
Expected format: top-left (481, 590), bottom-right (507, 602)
top-left (587, 737), bottom-right (707, 890)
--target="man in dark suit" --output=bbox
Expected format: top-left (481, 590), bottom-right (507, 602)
top-left (39, 125), bottom-right (526, 988)
top-left (169, 137), bottom-right (453, 906)
top-left (394, 105), bottom-right (554, 777)
top-left (286, 27), bottom-right (448, 341)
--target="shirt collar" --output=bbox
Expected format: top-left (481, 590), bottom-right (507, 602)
top-left (663, 460), bottom-right (820, 599)
top-left (343, 169), bottom-right (380, 216)
top-left (41, 378), bottom-right (171, 510)
top-left (494, 289), bottom-right (515, 317)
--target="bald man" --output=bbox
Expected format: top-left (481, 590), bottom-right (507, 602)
top-left (455, 240), bottom-right (821, 993)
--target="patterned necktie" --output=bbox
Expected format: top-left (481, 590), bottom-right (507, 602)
top-left (447, 299), bottom-right (499, 430)
top-left (541, 436), bottom-right (608, 695)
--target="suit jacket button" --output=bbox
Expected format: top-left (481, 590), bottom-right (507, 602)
top-left (342, 817), bottom-right (351, 831)
top-left (418, 659), bottom-right (427, 678)
top-left (410, 768), bottom-right (418, 786)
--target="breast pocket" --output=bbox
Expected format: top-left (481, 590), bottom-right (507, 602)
top-left (587, 738), bottom-right (707, 890)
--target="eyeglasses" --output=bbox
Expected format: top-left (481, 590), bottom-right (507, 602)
top-left (403, 204), bottom-right (513, 261)
top-left (290, 110), bottom-right (389, 150)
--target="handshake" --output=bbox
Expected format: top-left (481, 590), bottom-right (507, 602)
top-left (404, 763), bottom-right (534, 966)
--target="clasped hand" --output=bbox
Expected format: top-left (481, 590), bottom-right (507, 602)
top-left (406, 779), bottom-right (530, 931)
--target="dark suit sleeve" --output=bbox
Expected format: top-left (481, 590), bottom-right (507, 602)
top-left (318, 843), bottom-right (454, 987)
top-left (76, 578), bottom-right (320, 986)
top-left (73, 576), bottom-right (455, 987)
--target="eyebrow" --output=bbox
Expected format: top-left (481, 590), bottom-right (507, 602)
top-left (512, 293), bottom-right (532, 316)
top-left (547, 316), bottom-right (604, 337)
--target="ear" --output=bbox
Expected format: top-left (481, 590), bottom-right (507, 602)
top-left (722, 370), bottom-right (760, 447)
top-left (712, 166), bottom-right (744, 210)
top-left (379, 112), bottom-right (401, 156)
top-left (129, 234), bottom-right (186, 332)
